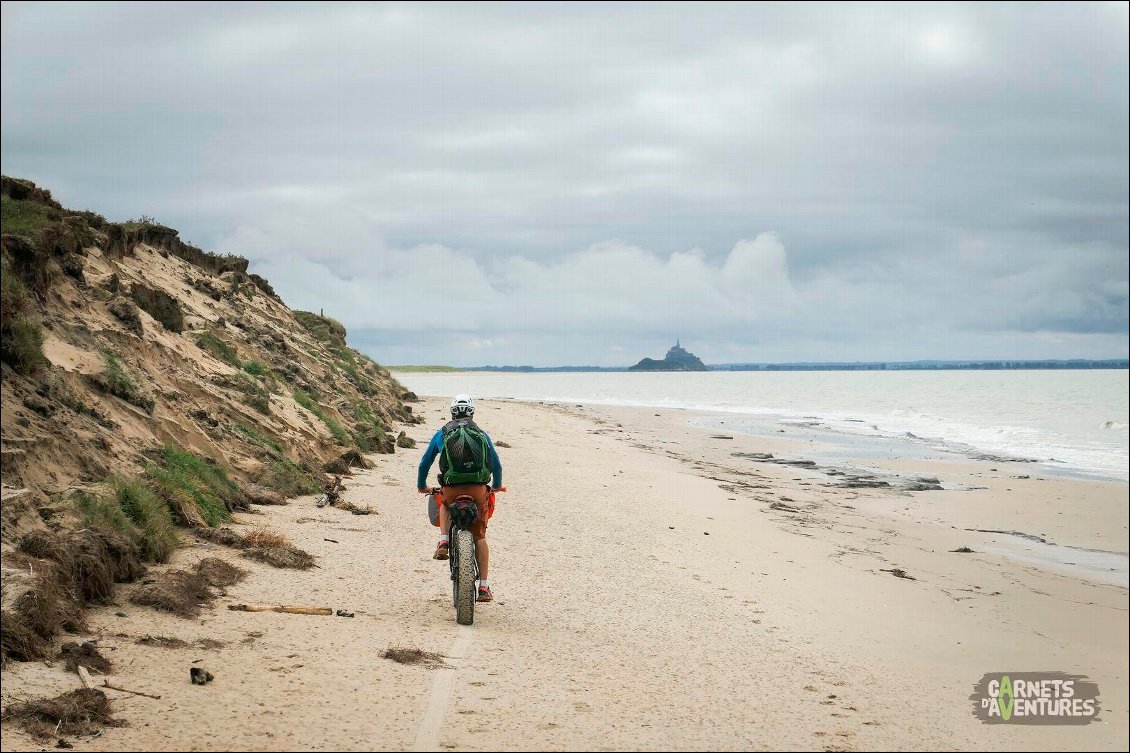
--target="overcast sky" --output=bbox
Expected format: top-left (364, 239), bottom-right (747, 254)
top-left (2, 2), bottom-right (1127, 366)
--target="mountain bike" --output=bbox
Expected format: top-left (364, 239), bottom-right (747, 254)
top-left (427, 486), bottom-right (505, 625)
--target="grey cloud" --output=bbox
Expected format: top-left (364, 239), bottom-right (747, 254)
top-left (2, 1), bottom-right (1126, 365)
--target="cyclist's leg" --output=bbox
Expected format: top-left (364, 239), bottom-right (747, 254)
top-left (432, 490), bottom-right (451, 559)
top-left (438, 497), bottom-right (450, 536)
top-left (471, 486), bottom-right (492, 580)
top-left (476, 537), bottom-right (489, 580)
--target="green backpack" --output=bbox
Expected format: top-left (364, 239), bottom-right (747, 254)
top-left (439, 419), bottom-right (492, 485)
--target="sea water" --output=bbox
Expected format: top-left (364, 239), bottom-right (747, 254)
top-left (395, 370), bottom-right (1129, 482)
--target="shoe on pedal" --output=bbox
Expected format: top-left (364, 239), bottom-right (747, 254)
top-left (433, 541), bottom-right (450, 560)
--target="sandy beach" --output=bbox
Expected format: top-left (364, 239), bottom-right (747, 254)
top-left (1, 396), bottom-right (1126, 751)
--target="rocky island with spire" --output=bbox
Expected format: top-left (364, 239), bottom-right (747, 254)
top-left (629, 339), bottom-right (709, 371)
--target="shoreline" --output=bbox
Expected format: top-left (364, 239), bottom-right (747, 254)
top-left (563, 400), bottom-right (1128, 583)
top-left (432, 395), bottom-right (1130, 486)
top-left (390, 370), bottom-right (1130, 485)
top-left (1, 396), bottom-right (1126, 750)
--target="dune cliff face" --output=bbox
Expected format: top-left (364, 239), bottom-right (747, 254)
top-left (1, 175), bottom-right (418, 535)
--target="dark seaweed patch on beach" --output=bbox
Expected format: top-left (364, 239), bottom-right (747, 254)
top-left (129, 569), bottom-right (212, 617)
top-left (58, 641), bottom-right (112, 674)
top-left (1, 688), bottom-right (124, 738)
top-left (382, 646), bottom-right (448, 669)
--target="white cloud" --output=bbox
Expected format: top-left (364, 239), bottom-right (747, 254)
top-left (237, 231), bottom-right (798, 336)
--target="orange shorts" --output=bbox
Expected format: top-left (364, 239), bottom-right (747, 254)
top-left (439, 484), bottom-right (495, 541)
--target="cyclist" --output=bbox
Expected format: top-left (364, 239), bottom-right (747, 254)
top-left (417, 394), bottom-right (503, 602)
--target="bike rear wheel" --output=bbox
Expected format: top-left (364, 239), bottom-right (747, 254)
top-left (453, 528), bottom-right (476, 625)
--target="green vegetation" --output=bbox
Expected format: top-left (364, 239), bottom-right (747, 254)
top-left (248, 364), bottom-right (284, 397)
top-left (336, 357), bottom-right (372, 394)
top-left (293, 312), bottom-right (378, 391)
top-left (97, 349), bottom-right (154, 413)
top-left (218, 372), bottom-right (271, 414)
top-left (119, 214), bottom-right (160, 230)
top-left (292, 388), bottom-right (317, 412)
top-left (1, 317), bottom-right (47, 374)
top-left (0, 254), bottom-right (48, 375)
top-left (242, 360), bottom-right (266, 376)
top-left (336, 356), bottom-right (361, 378)
top-left (0, 193), bottom-right (57, 238)
top-left (295, 345), bottom-right (321, 362)
top-left (234, 422), bottom-right (284, 454)
top-left (350, 401), bottom-right (389, 451)
top-left (99, 349), bottom-right (133, 396)
top-left (60, 391), bottom-right (98, 418)
top-left (293, 389), bottom-right (350, 445)
top-left (72, 209), bottom-right (107, 228)
top-left (72, 479), bottom-right (177, 563)
top-left (73, 489), bottom-right (135, 542)
top-left (294, 310), bottom-right (346, 347)
top-left (258, 458), bottom-right (321, 496)
top-left (1, 253), bottom-right (30, 319)
top-left (242, 387), bottom-right (270, 414)
top-left (229, 276), bottom-right (256, 300)
top-left (113, 477), bottom-right (179, 560)
top-left (195, 330), bottom-right (240, 367)
top-left (111, 477), bottom-right (178, 561)
top-left (354, 402), bottom-right (386, 433)
top-left (145, 445), bottom-right (241, 527)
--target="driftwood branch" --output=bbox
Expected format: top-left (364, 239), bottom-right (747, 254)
top-left (77, 665), bottom-right (95, 689)
top-left (228, 603), bottom-right (333, 616)
top-left (102, 680), bottom-right (162, 700)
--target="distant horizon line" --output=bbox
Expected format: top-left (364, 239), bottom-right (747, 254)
top-left (388, 357), bottom-right (1130, 372)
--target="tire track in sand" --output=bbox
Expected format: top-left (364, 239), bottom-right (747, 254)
top-left (411, 626), bottom-right (475, 751)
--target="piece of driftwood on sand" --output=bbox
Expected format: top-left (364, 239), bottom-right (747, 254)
top-left (102, 681), bottom-right (162, 700)
top-left (228, 604), bottom-right (334, 615)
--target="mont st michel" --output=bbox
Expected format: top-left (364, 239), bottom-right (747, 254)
top-left (629, 340), bottom-right (709, 371)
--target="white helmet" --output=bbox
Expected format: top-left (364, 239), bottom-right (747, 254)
top-left (450, 394), bottom-right (475, 418)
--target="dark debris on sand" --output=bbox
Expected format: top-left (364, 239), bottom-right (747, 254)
top-left (241, 546), bottom-right (317, 570)
top-left (193, 527), bottom-right (250, 550)
top-left (4, 529), bottom-right (144, 665)
top-left (129, 569), bottom-right (212, 617)
top-left (194, 557), bottom-right (247, 588)
top-left (58, 641), bottom-right (112, 674)
top-left (0, 688), bottom-right (125, 738)
top-left (382, 646), bottom-right (449, 669)
top-left (195, 527), bottom-right (317, 569)
top-left (135, 634), bottom-right (189, 649)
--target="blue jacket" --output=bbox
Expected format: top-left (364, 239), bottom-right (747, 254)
top-left (417, 422), bottom-right (503, 489)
